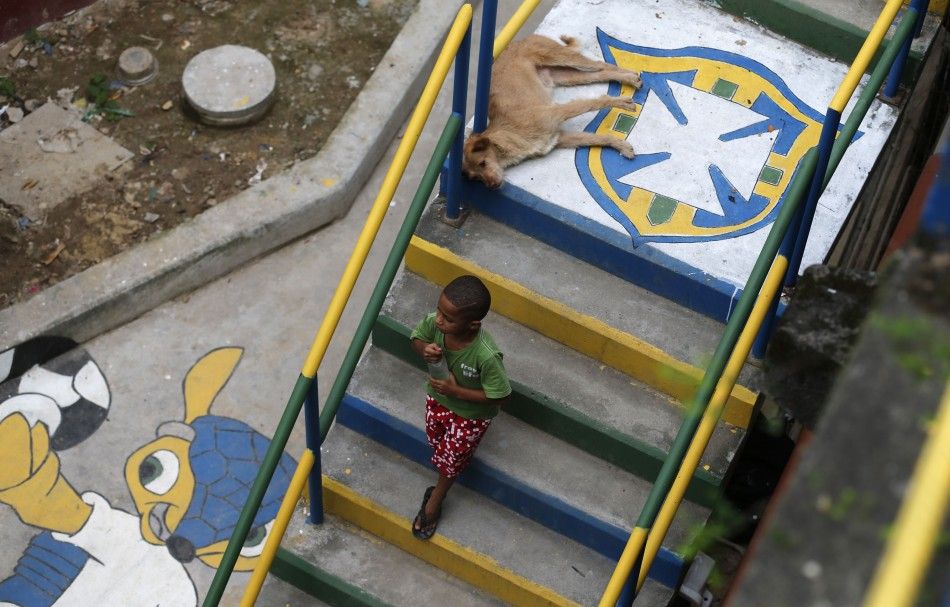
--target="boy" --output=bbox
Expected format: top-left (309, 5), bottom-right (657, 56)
top-left (409, 275), bottom-right (511, 539)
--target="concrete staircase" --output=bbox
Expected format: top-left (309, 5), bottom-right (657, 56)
top-left (263, 0), bottom-right (943, 602)
top-left (273, 203), bottom-right (756, 606)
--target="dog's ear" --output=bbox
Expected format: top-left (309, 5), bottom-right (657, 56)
top-left (469, 134), bottom-right (491, 153)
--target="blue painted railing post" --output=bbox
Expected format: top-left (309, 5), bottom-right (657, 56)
top-left (751, 207), bottom-right (803, 358)
top-left (303, 376), bottom-right (324, 524)
top-left (473, 0), bottom-right (498, 134)
top-left (445, 25), bottom-right (472, 222)
top-left (615, 570), bottom-right (638, 607)
top-left (883, 2), bottom-right (927, 99)
top-left (785, 115), bottom-right (841, 287)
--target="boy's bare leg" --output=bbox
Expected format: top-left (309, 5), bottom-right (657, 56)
top-left (415, 474), bottom-right (454, 531)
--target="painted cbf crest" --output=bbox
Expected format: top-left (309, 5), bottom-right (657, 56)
top-left (576, 29), bottom-right (857, 245)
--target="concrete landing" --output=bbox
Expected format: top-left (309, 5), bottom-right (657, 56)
top-left (466, 0), bottom-right (898, 322)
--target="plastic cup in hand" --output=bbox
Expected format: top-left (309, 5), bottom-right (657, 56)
top-left (427, 356), bottom-right (450, 380)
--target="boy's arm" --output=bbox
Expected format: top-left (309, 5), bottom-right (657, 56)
top-left (429, 373), bottom-right (492, 403)
top-left (429, 354), bottom-right (511, 405)
top-left (411, 338), bottom-right (443, 362)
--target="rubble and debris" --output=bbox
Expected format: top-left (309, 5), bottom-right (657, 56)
top-left (138, 34), bottom-right (163, 51)
top-left (0, 0), bottom-right (415, 310)
top-left (41, 240), bottom-right (66, 265)
top-left (247, 159), bottom-right (267, 185)
top-left (37, 128), bottom-right (81, 153)
top-left (5, 106), bottom-right (24, 123)
top-left (116, 46), bottom-right (159, 86)
top-left (9, 40), bottom-right (26, 58)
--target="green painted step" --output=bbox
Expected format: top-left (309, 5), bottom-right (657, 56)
top-left (714, 0), bottom-right (925, 85)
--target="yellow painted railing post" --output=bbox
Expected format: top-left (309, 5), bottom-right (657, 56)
top-left (241, 449), bottom-right (316, 607)
top-left (230, 7), bottom-right (475, 606)
top-left (493, 0), bottom-right (542, 58)
top-left (300, 4), bottom-right (474, 381)
top-left (637, 257), bottom-right (788, 590)
top-left (863, 384), bottom-right (950, 607)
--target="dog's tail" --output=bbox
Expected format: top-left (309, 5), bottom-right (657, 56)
top-left (559, 34), bottom-right (578, 47)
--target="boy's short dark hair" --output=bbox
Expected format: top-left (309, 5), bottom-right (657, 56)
top-left (443, 275), bottom-right (491, 321)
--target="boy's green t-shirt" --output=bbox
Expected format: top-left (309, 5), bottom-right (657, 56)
top-left (410, 312), bottom-right (511, 419)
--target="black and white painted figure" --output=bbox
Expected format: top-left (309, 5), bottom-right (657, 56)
top-left (0, 336), bottom-right (111, 451)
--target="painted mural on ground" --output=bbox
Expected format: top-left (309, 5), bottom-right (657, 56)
top-left (576, 29), bottom-right (862, 246)
top-left (507, 0), bottom-right (896, 288)
top-left (0, 341), bottom-right (296, 606)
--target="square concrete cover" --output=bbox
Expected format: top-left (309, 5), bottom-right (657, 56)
top-left (0, 103), bottom-right (133, 220)
top-left (503, 0), bottom-right (897, 289)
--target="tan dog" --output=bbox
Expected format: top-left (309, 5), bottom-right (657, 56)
top-left (463, 34), bottom-right (642, 189)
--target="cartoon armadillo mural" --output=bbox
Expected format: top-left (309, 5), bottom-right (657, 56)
top-left (0, 344), bottom-right (297, 606)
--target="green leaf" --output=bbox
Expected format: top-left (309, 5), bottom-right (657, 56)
top-left (0, 77), bottom-right (15, 97)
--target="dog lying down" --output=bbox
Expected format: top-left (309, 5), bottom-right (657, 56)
top-left (463, 34), bottom-right (642, 189)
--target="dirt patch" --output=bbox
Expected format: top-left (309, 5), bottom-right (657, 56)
top-left (0, 0), bottom-right (416, 309)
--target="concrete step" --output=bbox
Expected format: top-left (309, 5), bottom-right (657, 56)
top-left (407, 205), bottom-right (761, 429)
top-left (278, 509), bottom-right (503, 606)
top-left (256, 572), bottom-right (332, 607)
top-left (376, 270), bottom-right (746, 501)
top-left (716, 0), bottom-right (942, 72)
top-left (317, 423), bottom-right (677, 606)
top-left (340, 345), bottom-right (711, 574)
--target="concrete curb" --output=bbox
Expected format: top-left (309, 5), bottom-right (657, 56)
top-left (0, 0), bottom-right (464, 351)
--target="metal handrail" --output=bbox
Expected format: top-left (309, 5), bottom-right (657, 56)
top-left (864, 383), bottom-right (950, 607)
top-left (200, 6), bottom-right (475, 605)
top-left (600, 0), bottom-right (928, 602)
top-left (637, 5), bottom-right (928, 591)
top-left (241, 113), bottom-right (464, 607)
top-left (208, 0), bottom-right (545, 603)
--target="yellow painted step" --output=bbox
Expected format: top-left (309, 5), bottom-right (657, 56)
top-left (322, 476), bottom-right (581, 607)
top-left (406, 236), bottom-right (758, 428)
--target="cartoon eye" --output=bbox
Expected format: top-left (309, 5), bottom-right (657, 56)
top-left (139, 449), bottom-right (180, 495)
top-left (239, 520), bottom-right (274, 558)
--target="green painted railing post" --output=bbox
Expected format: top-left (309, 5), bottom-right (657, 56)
top-left (203, 374), bottom-right (313, 606)
top-left (203, 114), bottom-right (461, 606)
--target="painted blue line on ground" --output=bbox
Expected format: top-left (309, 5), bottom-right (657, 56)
top-left (337, 392), bottom-right (686, 588)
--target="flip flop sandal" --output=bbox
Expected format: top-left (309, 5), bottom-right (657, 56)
top-left (412, 486), bottom-right (440, 540)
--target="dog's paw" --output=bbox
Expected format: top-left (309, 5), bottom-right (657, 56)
top-left (612, 98), bottom-right (639, 112)
top-left (621, 70), bottom-right (643, 90)
top-left (618, 141), bottom-right (636, 159)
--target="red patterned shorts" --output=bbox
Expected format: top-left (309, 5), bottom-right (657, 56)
top-left (425, 396), bottom-right (492, 478)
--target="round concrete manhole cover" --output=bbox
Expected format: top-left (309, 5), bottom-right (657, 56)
top-left (182, 45), bottom-right (276, 126)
